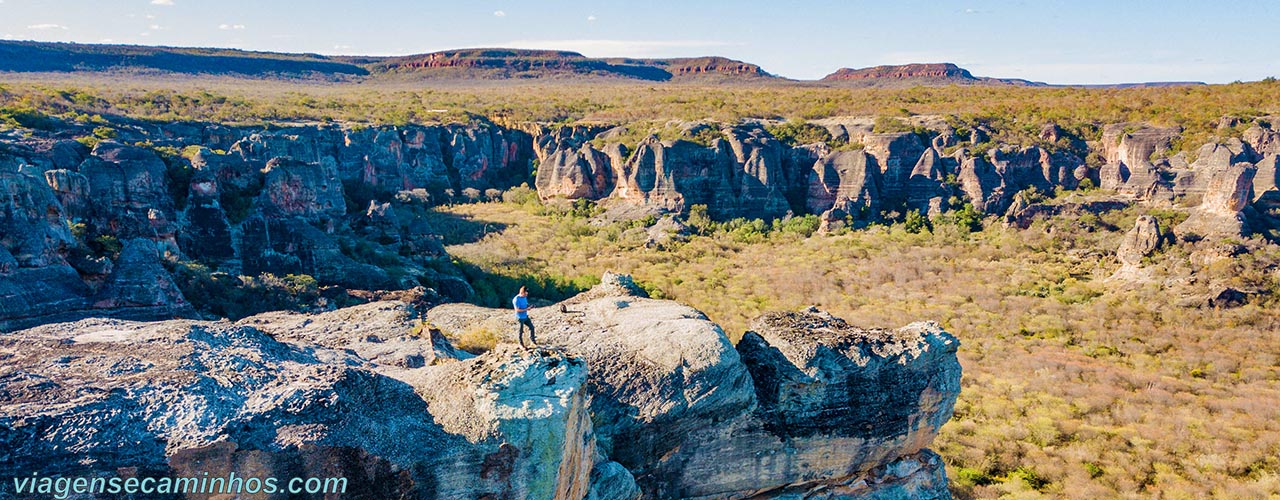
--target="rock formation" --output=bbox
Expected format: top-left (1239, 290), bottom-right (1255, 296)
top-left (0, 274), bottom-right (961, 499)
top-left (1099, 124), bottom-right (1179, 197)
top-left (1118, 215), bottom-right (1164, 266)
top-left (426, 274), bottom-right (962, 499)
top-left (1176, 163), bottom-right (1257, 238)
top-left (3, 111), bottom-right (1277, 329)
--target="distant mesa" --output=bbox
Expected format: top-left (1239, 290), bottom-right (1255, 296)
top-left (375, 48), bottom-right (772, 81)
top-left (823, 62), bottom-right (976, 81)
top-left (0, 40), bottom-right (368, 77)
top-left (822, 62), bottom-right (1045, 87)
top-left (0, 40), bottom-right (1212, 87)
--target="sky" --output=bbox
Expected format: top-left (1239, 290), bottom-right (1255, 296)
top-left (0, 0), bottom-right (1276, 84)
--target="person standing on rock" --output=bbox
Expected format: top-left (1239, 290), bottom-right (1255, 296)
top-left (513, 286), bottom-right (537, 348)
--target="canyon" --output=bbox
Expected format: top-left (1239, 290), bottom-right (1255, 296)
top-left (3, 110), bottom-right (1278, 329)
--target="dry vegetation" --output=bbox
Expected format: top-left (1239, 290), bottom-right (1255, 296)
top-left (3, 75), bottom-right (1280, 150)
top-left (437, 197), bottom-right (1280, 499)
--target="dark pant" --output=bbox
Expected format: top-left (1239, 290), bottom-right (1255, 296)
top-left (517, 317), bottom-right (536, 346)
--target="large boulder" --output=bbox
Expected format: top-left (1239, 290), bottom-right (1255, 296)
top-left (0, 317), bottom-right (598, 499)
top-left (0, 170), bottom-right (74, 268)
top-left (957, 155), bottom-right (1004, 213)
top-left (906, 148), bottom-right (955, 217)
top-left (1117, 215), bottom-right (1164, 266)
top-left (1099, 124), bottom-right (1179, 197)
top-left (1177, 163), bottom-right (1258, 238)
top-left (1243, 124), bottom-right (1280, 157)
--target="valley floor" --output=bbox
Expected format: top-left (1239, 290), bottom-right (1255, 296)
top-left (436, 199), bottom-right (1280, 499)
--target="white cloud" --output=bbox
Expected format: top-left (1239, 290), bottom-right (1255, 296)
top-left (1, 34), bottom-right (13, 40)
top-left (139, 32), bottom-right (151, 36)
top-left (150, 0), bottom-right (174, 5)
top-left (499, 39), bottom-right (742, 57)
top-left (333, 44), bottom-right (351, 50)
top-left (145, 14), bottom-right (156, 19)
top-left (27, 24), bottom-right (69, 30)
top-left (218, 24), bottom-right (246, 30)
top-left (587, 15), bottom-right (597, 22)
top-left (493, 10), bottom-right (505, 17)
top-left (148, 24), bottom-right (163, 30)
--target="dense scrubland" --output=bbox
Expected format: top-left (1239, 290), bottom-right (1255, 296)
top-left (435, 191), bottom-right (1280, 500)
top-left (3, 75), bottom-right (1280, 149)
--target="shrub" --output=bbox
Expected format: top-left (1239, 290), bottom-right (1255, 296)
top-left (686, 204), bottom-right (714, 235)
top-left (89, 234), bottom-right (123, 259)
top-left (775, 214), bottom-right (820, 237)
top-left (766, 120), bottom-right (832, 146)
top-left (935, 203), bottom-right (983, 233)
top-left (873, 116), bottom-right (912, 134)
top-left (502, 184), bottom-right (541, 207)
top-left (902, 209), bottom-right (932, 234)
top-left (455, 325), bottom-right (499, 354)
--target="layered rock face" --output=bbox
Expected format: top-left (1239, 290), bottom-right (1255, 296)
top-left (531, 121), bottom-right (1095, 229)
top-left (1, 274), bottom-right (961, 499)
top-left (0, 120), bottom-right (531, 329)
top-left (1177, 163), bottom-right (1258, 238)
top-left (5, 113), bottom-right (1275, 330)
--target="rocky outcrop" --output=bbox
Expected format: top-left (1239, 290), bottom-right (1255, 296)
top-left (1244, 124), bottom-right (1280, 156)
top-left (0, 119), bottom-right (542, 327)
top-left (0, 316), bottom-right (594, 499)
top-left (259, 157), bottom-right (346, 223)
top-left (427, 274), bottom-right (962, 499)
top-left (536, 143), bottom-right (615, 200)
top-left (957, 156), bottom-right (1004, 213)
top-left (90, 237), bottom-right (196, 319)
top-left (612, 136), bottom-right (739, 218)
top-left (1118, 215), bottom-right (1164, 266)
top-left (807, 150), bottom-right (881, 219)
top-left (82, 142), bottom-right (176, 238)
top-left (723, 125), bottom-right (793, 219)
top-left (906, 148), bottom-right (952, 216)
top-left (1099, 124), bottom-right (1179, 196)
top-left (0, 169), bottom-right (93, 331)
top-left (1, 273), bottom-right (962, 499)
top-left (1177, 163), bottom-right (1257, 238)
top-left (863, 132), bottom-right (928, 207)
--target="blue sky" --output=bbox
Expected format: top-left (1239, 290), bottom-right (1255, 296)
top-left (0, 0), bottom-right (1275, 84)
